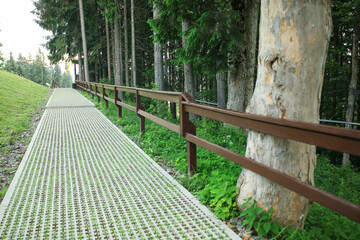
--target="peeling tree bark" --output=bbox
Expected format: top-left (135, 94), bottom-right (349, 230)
top-left (236, 0), bottom-right (332, 229)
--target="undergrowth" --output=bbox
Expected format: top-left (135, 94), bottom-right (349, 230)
top-left (81, 89), bottom-right (360, 239)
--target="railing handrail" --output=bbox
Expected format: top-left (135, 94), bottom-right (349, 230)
top-left (75, 80), bottom-right (360, 223)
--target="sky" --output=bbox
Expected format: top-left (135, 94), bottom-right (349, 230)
top-left (0, 0), bottom-right (50, 61)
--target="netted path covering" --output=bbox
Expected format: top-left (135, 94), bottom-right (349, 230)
top-left (0, 89), bottom-right (240, 239)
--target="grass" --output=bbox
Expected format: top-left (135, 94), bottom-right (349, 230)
top-left (0, 70), bottom-right (50, 149)
top-left (81, 89), bottom-right (360, 239)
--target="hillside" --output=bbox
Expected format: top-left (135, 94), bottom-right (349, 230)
top-left (0, 70), bottom-right (50, 148)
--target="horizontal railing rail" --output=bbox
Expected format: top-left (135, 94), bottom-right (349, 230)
top-left (76, 80), bottom-right (360, 223)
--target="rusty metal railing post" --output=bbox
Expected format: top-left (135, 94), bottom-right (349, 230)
top-left (136, 90), bottom-right (145, 135)
top-left (114, 87), bottom-right (122, 118)
top-left (180, 95), bottom-right (197, 175)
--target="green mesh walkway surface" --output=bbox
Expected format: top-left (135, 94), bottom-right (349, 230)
top-left (0, 89), bottom-right (240, 239)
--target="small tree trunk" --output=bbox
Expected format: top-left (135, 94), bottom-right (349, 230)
top-left (131, 0), bottom-right (136, 86)
top-left (153, 3), bottom-right (163, 90)
top-left (78, 0), bottom-right (90, 82)
top-left (164, 42), bottom-right (169, 90)
top-left (105, 14), bottom-right (111, 80)
top-left (119, 13), bottom-right (124, 87)
top-left (114, 17), bottom-right (121, 86)
top-left (217, 72), bottom-right (226, 108)
top-left (227, 0), bottom-right (260, 112)
top-left (111, 24), bottom-right (116, 83)
top-left (182, 19), bottom-right (195, 98)
top-left (124, 0), bottom-right (129, 86)
top-left (244, 0), bottom-right (260, 106)
top-left (343, 22), bottom-right (359, 166)
top-left (236, 0), bottom-right (332, 229)
top-left (78, 52), bottom-right (83, 82)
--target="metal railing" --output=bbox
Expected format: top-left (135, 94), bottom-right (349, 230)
top-left (76, 80), bottom-right (360, 223)
top-left (319, 119), bottom-right (360, 127)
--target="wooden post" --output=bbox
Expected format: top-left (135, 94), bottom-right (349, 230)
top-left (179, 95), bottom-right (197, 175)
top-left (136, 90), bottom-right (145, 135)
top-left (102, 85), bottom-right (108, 109)
top-left (96, 85), bottom-right (100, 103)
top-left (91, 83), bottom-right (94, 99)
top-left (114, 87), bottom-right (122, 118)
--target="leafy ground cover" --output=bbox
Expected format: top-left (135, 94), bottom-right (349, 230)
top-left (82, 90), bottom-right (360, 239)
top-left (0, 70), bottom-right (49, 149)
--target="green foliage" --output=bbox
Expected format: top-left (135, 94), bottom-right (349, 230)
top-left (306, 203), bottom-right (360, 240)
top-left (304, 156), bottom-right (360, 240)
top-left (2, 51), bottom-right (70, 87)
top-left (239, 198), bottom-right (315, 239)
top-left (0, 70), bottom-right (49, 148)
top-left (240, 198), bottom-right (280, 238)
top-left (196, 170), bottom-right (239, 220)
top-left (52, 65), bottom-right (62, 86)
top-left (320, 0), bottom-right (360, 167)
top-left (149, 0), bottom-right (242, 75)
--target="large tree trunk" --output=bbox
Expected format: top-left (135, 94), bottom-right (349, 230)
top-left (78, 0), bottom-right (90, 82)
top-left (153, 3), bottom-right (163, 90)
top-left (114, 15), bottom-right (121, 86)
top-left (181, 19), bottom-right (195, 98)
top-left (105, 14), bottom-right (111, 80)
top-left (131, 0), bottom-right (136, 86)
top-left (227, 0), bottom-right (260, 112)
top-left (236, 0), bottom-right (332, 229)
top-left (124, 0), bottom-right (129, 86)
top-left (343, 21), bottom-right (359, 166)
top-left (216, 72), bottom-right (226, 108)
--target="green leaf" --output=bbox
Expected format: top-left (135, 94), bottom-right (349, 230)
top-left (257, 227), bottom-right (266, 237)
top-left (226, 197), bottom-right (232, 205)
top-left (255, 207), bottom-right (264, 215)
top-left (271, 222), bottom-right (279, 235)
top-left (263, 222), bottom-right (271, 234)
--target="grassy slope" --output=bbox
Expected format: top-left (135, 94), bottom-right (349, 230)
top-left (0, 70), bottom-right (49, 148)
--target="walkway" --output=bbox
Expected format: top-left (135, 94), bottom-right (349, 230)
top-left (0, 89), bottom-right (239, 239)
